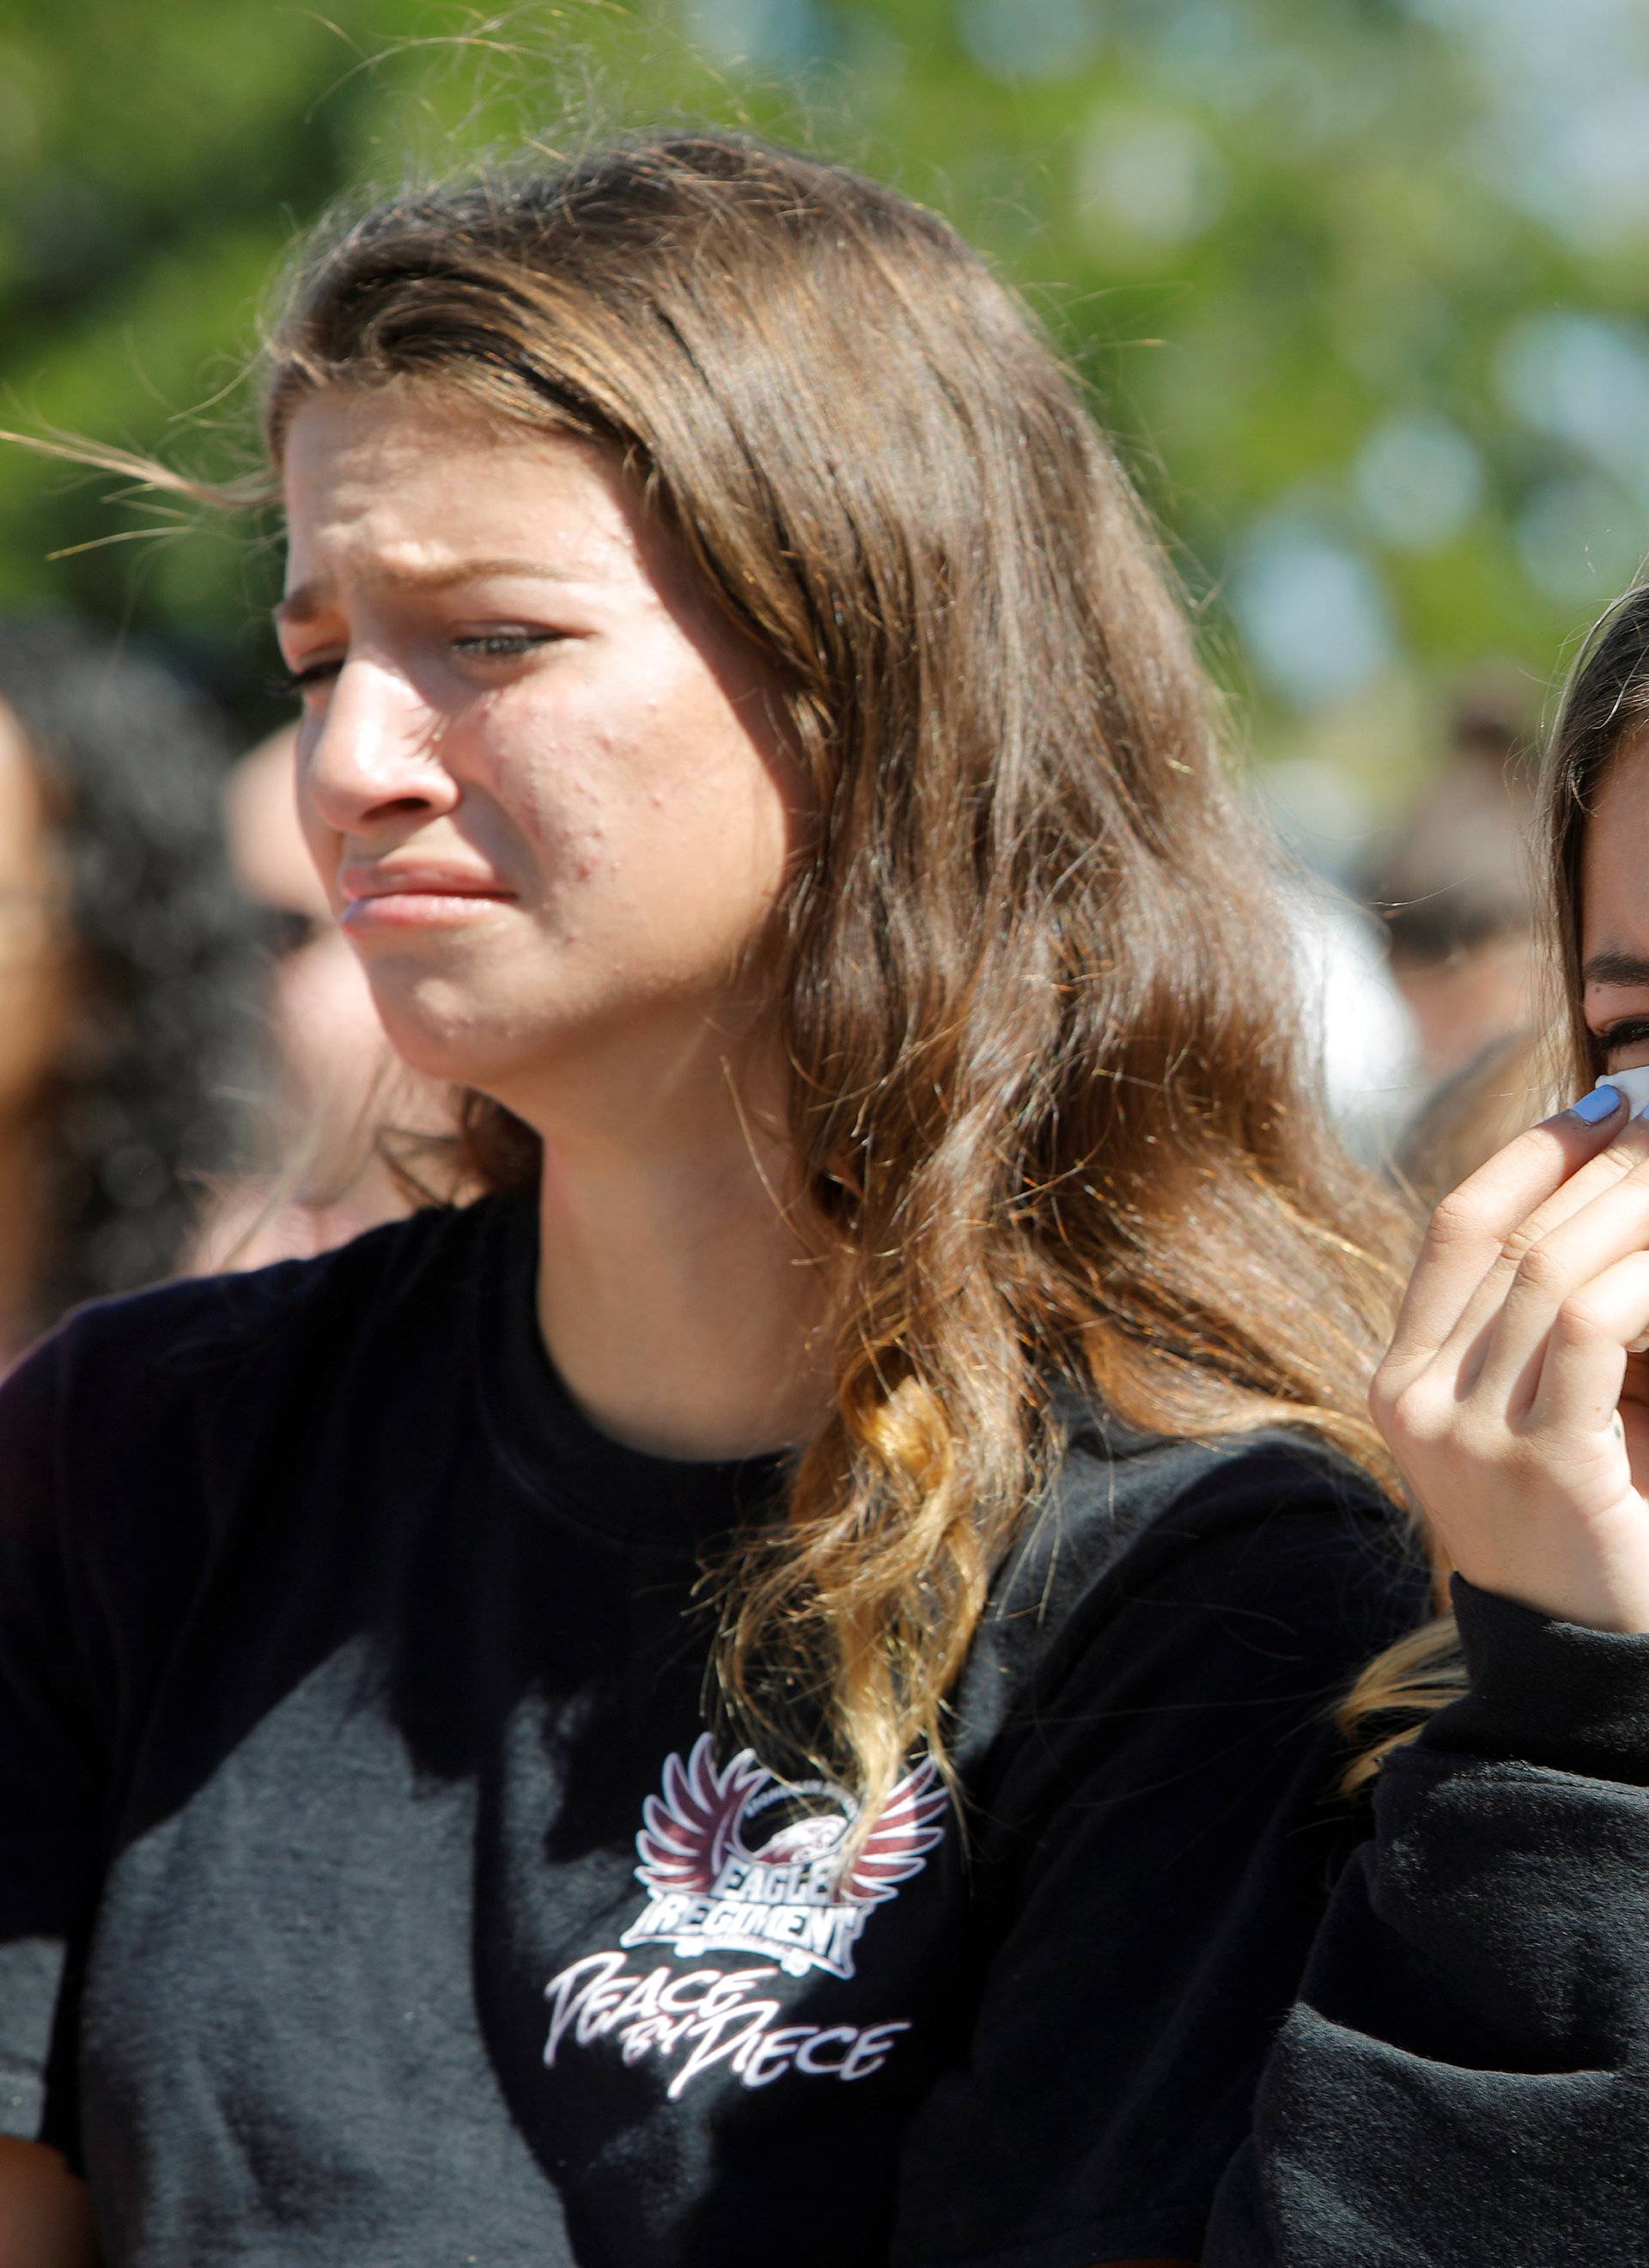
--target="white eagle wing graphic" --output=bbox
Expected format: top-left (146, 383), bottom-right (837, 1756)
top-left (635, 1734), bottom-right (764, 1893)
top-left (843, 1759), bottom-right (948, 1907)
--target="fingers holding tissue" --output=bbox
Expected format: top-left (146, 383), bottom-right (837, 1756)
top-left (1371, 1066), bottom-right (1649, 1634)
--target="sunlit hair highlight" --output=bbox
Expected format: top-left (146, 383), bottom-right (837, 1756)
top-left (251, 134), bottom-right (1433, 1816)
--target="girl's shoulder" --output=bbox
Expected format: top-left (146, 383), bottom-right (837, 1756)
top-left (0, 1197), bottom-right (532, 1728)
top-left (0, 1195), bottom-right (529, 1560)
top-left (966, 1393), bottom-right (1431, 1746)
top-left (1025, 1387), bottom-right (1416, 1585)
top-left (1059, 1398), bottom-right (1409, 1568)
top-left (8, 1192), bottom-right (520, 1416)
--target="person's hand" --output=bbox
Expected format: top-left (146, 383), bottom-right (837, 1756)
top-left (1372, 1082), bottom-right (1649, 1633)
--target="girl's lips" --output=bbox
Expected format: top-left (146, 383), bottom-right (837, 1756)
top-left (336, 869), bottom-right (516, 932)
top-left (338, 890), bottom-right (514, 931)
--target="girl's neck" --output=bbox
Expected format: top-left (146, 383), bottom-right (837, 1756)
top-left (528, 1067), bottom-right (834, 1464)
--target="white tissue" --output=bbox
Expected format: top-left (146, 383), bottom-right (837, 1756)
top-left (1591, 1070), bottom-right (1649, 1351)
top-left (1595, 1066), bottom-right (1649, 1116)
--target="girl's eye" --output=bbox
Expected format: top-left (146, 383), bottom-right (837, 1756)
top-left (452, 631), bottom-right (560, 659)
top-left (1597, 1015), bottom-right (1649, 1059)
top-left (277, 630), bottom-right (559, 693)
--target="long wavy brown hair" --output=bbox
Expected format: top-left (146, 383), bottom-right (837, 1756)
top-left (80, 132), bottom-right (1442, 1819)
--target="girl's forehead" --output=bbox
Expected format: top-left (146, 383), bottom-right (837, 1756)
top-left (283, 389), bottom-right (619, 510)
top-left (1585, 738), bottom-right (1649, 852)
top-left (278, 393), bottom-right (647, 598)
top-left (1581, 740), bottom-right (1649, 955)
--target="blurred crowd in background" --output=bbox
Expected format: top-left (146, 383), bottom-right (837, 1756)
top-left (4, 0), bottom-right (1647, 1357)
top-left (0, 627), bottom-right (444, 1368)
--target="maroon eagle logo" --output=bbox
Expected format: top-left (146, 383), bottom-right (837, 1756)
top-left (620, 1735), bottom-right (947, 1980)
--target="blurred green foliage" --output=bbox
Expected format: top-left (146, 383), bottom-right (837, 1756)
top-left (3, 0), bottom-right (1648, 793)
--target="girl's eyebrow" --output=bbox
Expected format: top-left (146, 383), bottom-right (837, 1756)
top-left (274, 557), bottom-right (581, 627)
top-left (1582, 948), bottom-right (1649, 989)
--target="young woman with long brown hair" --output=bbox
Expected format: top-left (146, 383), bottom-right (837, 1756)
top-left (1, 133), bottom-right (1643, 2268)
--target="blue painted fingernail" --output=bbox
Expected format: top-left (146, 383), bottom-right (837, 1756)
top-left (1570, 1084), bottom-right (1626, 1122)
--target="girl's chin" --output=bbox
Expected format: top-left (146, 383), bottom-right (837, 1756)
top-left (369, 1001), bottom-right (586, 1101)
top-left (366, 971), bottom-right (753, 1106)
top-left (376, 1029), bottom-right (523, 1093)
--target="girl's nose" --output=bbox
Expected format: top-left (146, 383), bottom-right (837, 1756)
top-left (299, 659), bottom-right (459, 838)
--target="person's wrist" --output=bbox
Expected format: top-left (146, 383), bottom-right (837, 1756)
top-left (1441, 1541), bottom-right (1649, 1641)
top-left (1413, 1573), bottom-right (1649, 1786)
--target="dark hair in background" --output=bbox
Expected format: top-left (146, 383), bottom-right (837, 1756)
top-left (1393, 1024), bottom-right (1549, 1214)
top-left (0, 614), bottom-right (263, 1333)
top-left (1370, 686), bottom-right (1537, 968)
top-left (1543, 582), bottom-right (1649, 1088)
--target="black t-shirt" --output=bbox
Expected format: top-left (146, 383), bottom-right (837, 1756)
top-left (0, 1193), bottom-right (1432, 2266)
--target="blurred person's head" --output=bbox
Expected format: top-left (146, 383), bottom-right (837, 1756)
top-left (1392, 1024), bottom-right (1553, 1212)
top-left (1369, 683), bottom-right (1539, 1085)
top-left (0, 614), bottom-right (259, 1349)
top-left (226, 723), bottom-right (392, 1149)
top-left (217, 723), bottom-right (452, 1256)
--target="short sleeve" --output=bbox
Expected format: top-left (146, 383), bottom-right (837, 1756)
top-left (0, 1334), bottom-right (109, 2155)
top-left (890, 1449), bottom-right (1431, 2268)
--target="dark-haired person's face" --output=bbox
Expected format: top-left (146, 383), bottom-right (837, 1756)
top-left (277, 390), bottom-right (804, 1120)
top-left (1580, 738), bottom-right (1649, 1073)
top-left (0, 701), bottom-right (70, 1119)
